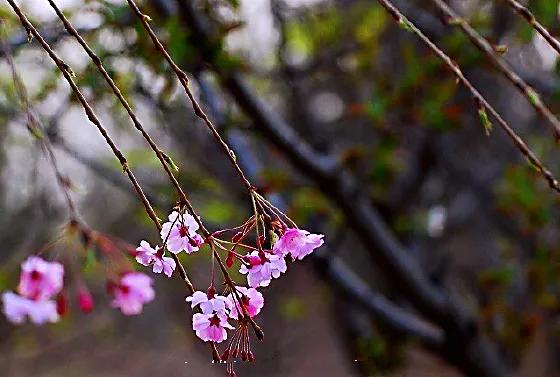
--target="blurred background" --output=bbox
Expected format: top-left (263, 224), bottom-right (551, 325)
top-left (1, 0), bottom-right (560, 375)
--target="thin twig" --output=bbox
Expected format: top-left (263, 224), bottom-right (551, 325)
top-left (45, 0), bottom-right (263, 341)
top-left (5, 0), bottom-right (220, 360)
top-left (125, 0), bottom-right (253, 191)
top-left (505, 0), bottom-right (560, 56)
top-left (45, 0), bottom-right (208, 234)
top-left (431, 0), bottom-right (560, 140)
top-left (375, 0), bottom-right (560, 193)
top-left (121, 0), bottom-right (266, 337)
top-left (0, 21), bottom-right (78, 221)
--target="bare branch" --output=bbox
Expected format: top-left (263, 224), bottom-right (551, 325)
top-left (506, 0), bottom-right (560, 56)
top-left (431, 0), bottom-right (560, 140)
top-left (46, 0), bottom-right (206, 235)
top-left (374, 0), bottom-right (560, 193)
top-left (125, 0), bottom-right (253, 191)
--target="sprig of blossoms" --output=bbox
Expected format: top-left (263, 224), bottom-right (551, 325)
top-left (239, 251), bottom-right (287, 288)
top-left (187, 289), bottom-right (234, 343)
top-left (2, 256), bottom-right (64, 325)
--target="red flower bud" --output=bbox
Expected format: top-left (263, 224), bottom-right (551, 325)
top-left (78, 288), bottom-right (94, 313)
top-left (56, 293), bottom-right (68, 316)
top-left (226, 252), bottom-right (235, 268)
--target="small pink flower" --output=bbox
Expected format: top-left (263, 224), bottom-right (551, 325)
top-left (273, 228), bottom-right (324, 260)
top-left (17, 256), bottom-right (64, 300)
top-left (192, 312), bottom-right (234, 343)
top-left (160, 211), bottom-right (203, 254)
top-left (111, 272), bottom-right (155, 315)
top-left (135, 240), bottom-right (176, 277)
top-left (227, 286), bottom-right (264, 319)
top-left (239, 251), bottom-right (287, 288)
top-left (186, 290), bottom-right (230, 315)
top-left (2, 292), bottom-right (59, 325)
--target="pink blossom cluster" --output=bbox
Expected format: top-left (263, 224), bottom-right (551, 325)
top-left (134, 211), bottom-right (204, 278)
top-left (2, 256), bottom-right (64, 325)
top-left (239, 228), bottom-right (324, 288)
top-left (186, 287), bottom-right (264, 343)
top-left (177, 225), bottom-right (323, 347)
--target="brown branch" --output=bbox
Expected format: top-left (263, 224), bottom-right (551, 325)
top-left (195, 73), bottom-right (445, 347)
top-left (125, 0), bottom-right (253, 191)
top-left (48, 0), bottom-right (263, 341)
top-left (431, 0), bottom-right (560, 140)
top-left (45, 0), bottom-right (207, 236)
top-left (505, 0), bottom-right (560, 56)
top-left (121, 0), bottom-right (267, 338)
top-left (6, 0), bottom-right (220, 361)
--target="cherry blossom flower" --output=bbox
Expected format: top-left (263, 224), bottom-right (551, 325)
top-left (239, 251), bottom-right (287, 288)
top-left (192, 312), bottom-right (234, 343)
top-left (160, 211), bottom-right (204, 254)
top-left (186, 290), bottom-right (230, 315)
top-left (2, 292), bottom-right (59, 325)
top-left (17, 256), bottom-right (64, 300)
top-left (135, 240), bottom-right (176, 277)
top-left (110, 272), bottom-right (155, 315)
top-left (227, 286), bottom-right (264, 319)
top-left (273, 228), bottom-right (324, 260)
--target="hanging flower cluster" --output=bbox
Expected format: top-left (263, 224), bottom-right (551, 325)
top-left (2, 192), bottom-right (323, 377)
top-left (0, 222), bottom-right (158, 325)
top-left (131, 192), bottom-right (323, 375)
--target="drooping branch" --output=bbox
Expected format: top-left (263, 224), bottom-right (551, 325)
top-left (46, 0), bottom-right (207, 239)
top-left (3, 0), bottom-right (211, 343)
top-left (125, 0), bottom-right (253, 191)
top-left (200, 79), bottom-right (445, 350)
top-left (431, 0), bottom-right (560, 140)
top-left (170, 1), bottom-right (510, 376)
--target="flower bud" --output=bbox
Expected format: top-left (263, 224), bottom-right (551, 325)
top-left (226, 252), bottom-right (235, 268)
top-left (56, 293), bottom-right (68, 316)
top-left (78, 287), bottom-right (94, 313)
